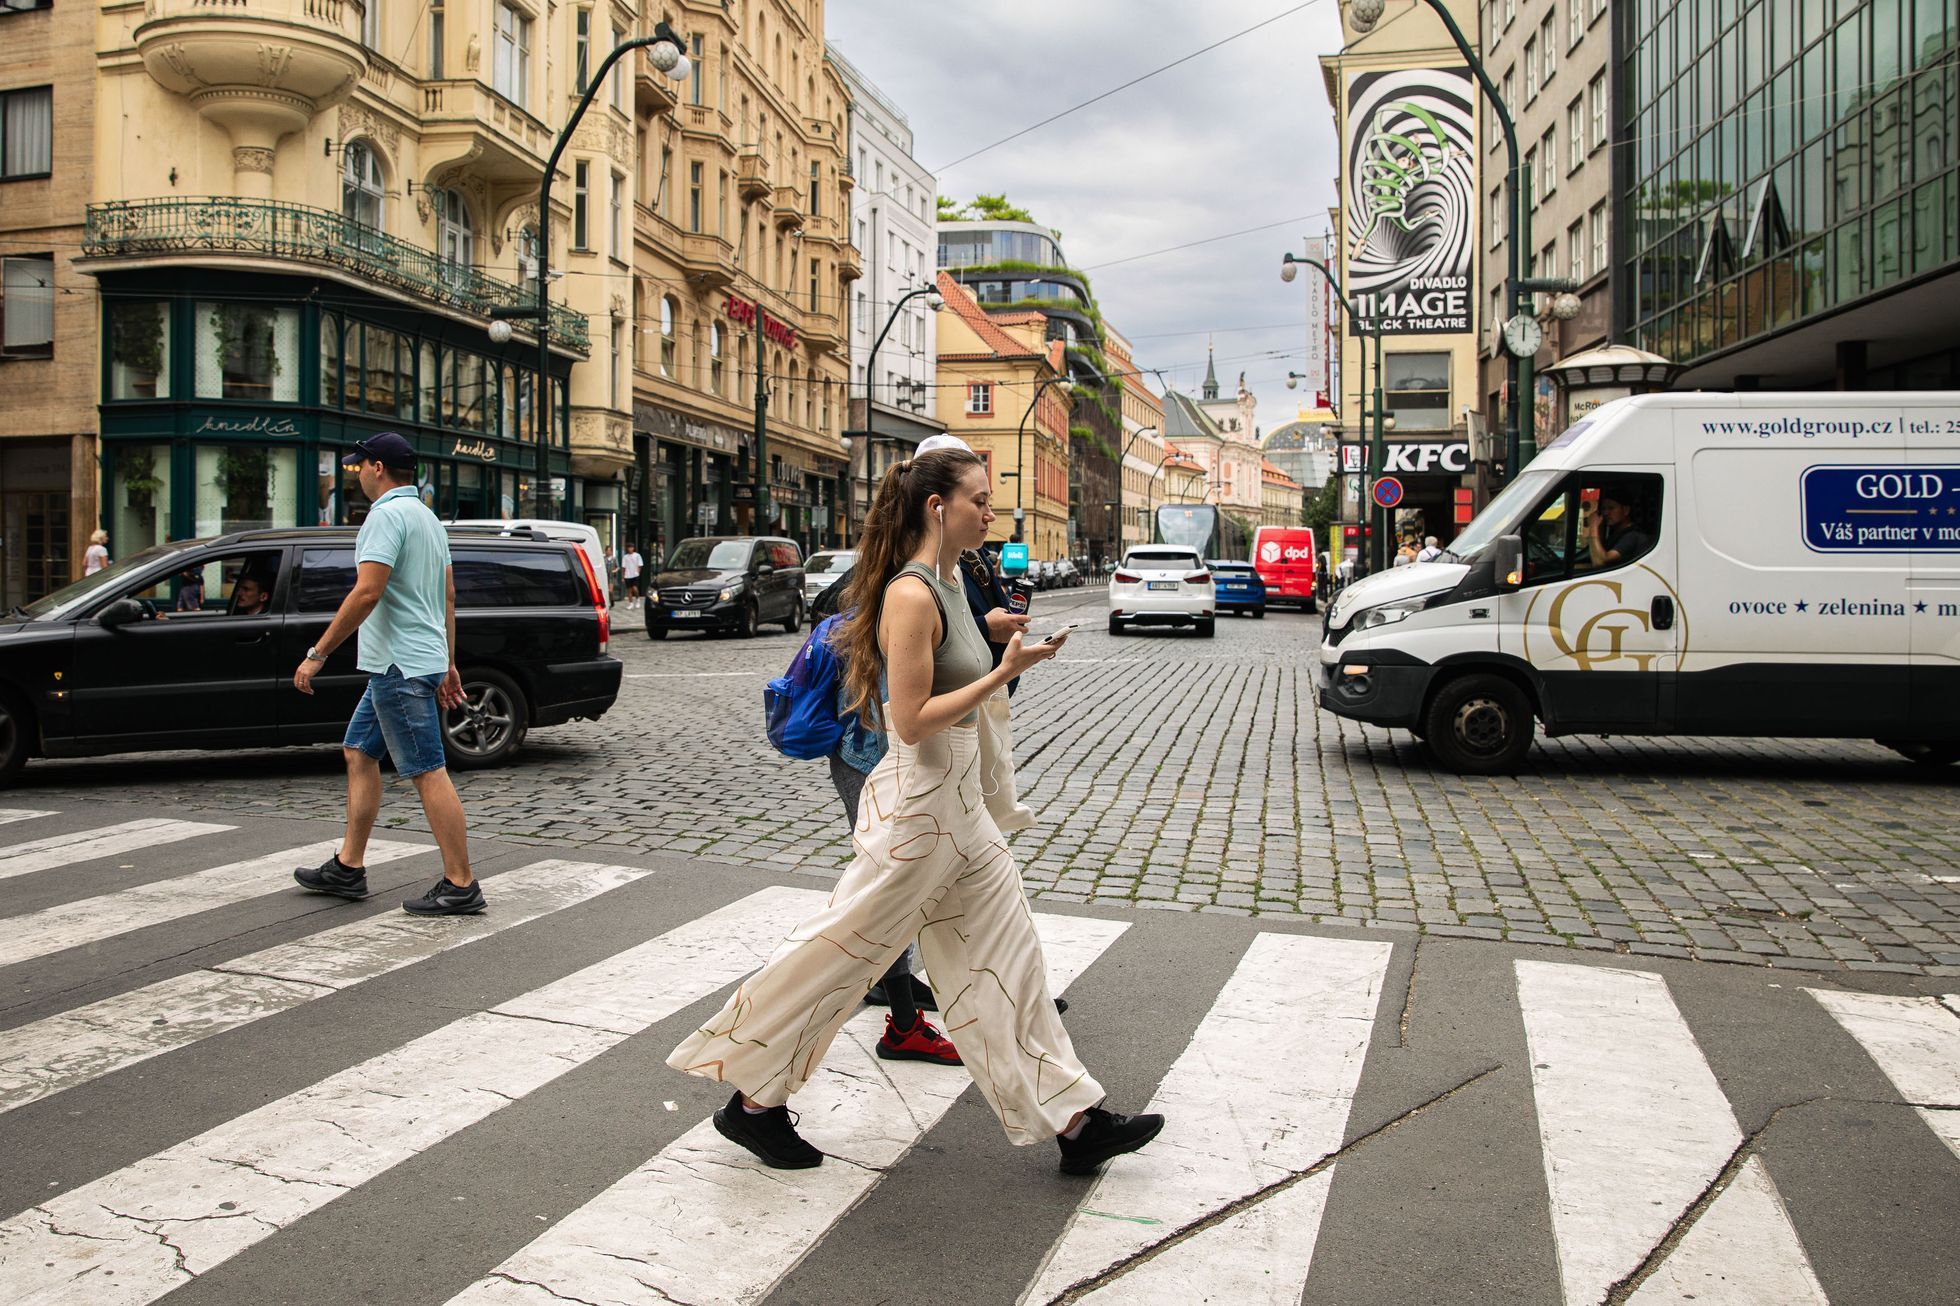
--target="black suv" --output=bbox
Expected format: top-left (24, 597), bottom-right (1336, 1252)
top-left (0, 527), bottom-right (621, 782)
top-left (646, 536), bottom-right (806, 639)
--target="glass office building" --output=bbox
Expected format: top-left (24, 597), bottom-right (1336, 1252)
top-left (1619, 0), bottom-right (1959, 386)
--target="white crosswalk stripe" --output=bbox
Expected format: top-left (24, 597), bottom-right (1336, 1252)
top-left (1517, 962), bottom-right (1823, 1306)
top-left (0, 818), bottom-right (233, 881)
top-left (1021, 933), bottom-right (1393, 1305)
top-left (0, 885), bottom-right (823, 1306)
top-left (4, 816), bottom-right (1954, 1306)
top-left (1810, 988), bottom-right (1960, 1161)
top-left (0, 808), bottom-right (53, 828)
top-left (443, 914), bottom-right (1129, 1306)
top-left (0, 858), bottom-right (651, 1114)
top-left (0, 839), bottom-right (428, 970)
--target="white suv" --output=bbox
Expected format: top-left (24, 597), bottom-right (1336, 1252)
top-left (1107, 546), bottom-right (1214, 637)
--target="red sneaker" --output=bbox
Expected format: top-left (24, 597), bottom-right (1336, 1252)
top-left (876, 1012), bottom-right (963, 1065)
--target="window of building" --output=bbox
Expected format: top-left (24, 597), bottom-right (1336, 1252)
top-left (1539, 129), bottom-right (1556, 199)
top-left (341, 141), bottom-right (385, 231)
top-left (809, 161), bottom-right (820, 217)
top-left (195, 303), bottom-right (299, 402)
top-left (610, 170), bottom-right (624, 260)
top-left (709, 321), bottom-right (723, 394)
top-left (319, 313), bottom-right (341, 407)
top-left (1567, 97), bottom-right (1584, 173)
top-left (1567, 0), bottom-right (1582, 49)
top-left (610, 23), bottom-right (624, 110)
top-left (428, 0), bottom-right (445, 79)
top-left (966, 382), bottom-right (992, 415)
top-left (573, 160), bottom-right (590, 248)
top-left (517, 224), bottom-right (539, 286)
top-left (610, 319), bottom-right (623, 409)
top-left (808, 260), bottom-right (819, 311)
top-left (1524, 38), bottom-right (1538, 101)
top-left (0, 0), bottom-right (55, 11)
top-left (658, 146), bottom-right (672, 214)
top-left (362, 0), bottom-right (379, 49)
top-left (492, 1), bottom-right (530, 108)
top-left (1539, 17), bottom-right (1555, 84)
top-left (660, 296), bottom-right (677, 376)
top-left (1587, 0), bottom-right (1603, 20)
top-left (1489, 186), bottom-right (1505, 248)
top-left (690, 34), bottom-right (703, 105)
top-left (1523, 146), bottom-right (1537, 208)
top-left (688, 161), bottom-right (702, 233)
top-left (1568, 219), bottom-right (1585, 281)
top-left (1589, 202), bottom-right (1606, 280)
top-left (0, 253), bottom-right (52, 356)
top-left (436, 188), bottom-right (473, 269)
top-left (453, 352), bottom-right (487, 431)
top-left (574, 8), bottom-right (589, 91)
top-left (1588, 72), bottom-right (1606, 153)
top-left (1, 86), bottom-right (52, 180)
top-left (419, 341), bottom-right (438, 423)
top-left (1384, 353), bottom-right (1450, 431)
top-left (106, 300), bottom-right (170, 397)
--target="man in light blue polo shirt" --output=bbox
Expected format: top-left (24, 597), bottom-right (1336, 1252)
top-left (290, 432), bottom-right (485, 917)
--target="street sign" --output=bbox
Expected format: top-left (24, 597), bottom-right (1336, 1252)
top-left (1372, 477), bottom-right (1405, 509)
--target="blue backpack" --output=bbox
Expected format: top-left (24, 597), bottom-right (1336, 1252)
top-left (764, 613), bottom-right (849, 760)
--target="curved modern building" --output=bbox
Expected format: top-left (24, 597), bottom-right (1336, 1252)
top-left (935, 220), bottom-right (1102, 376)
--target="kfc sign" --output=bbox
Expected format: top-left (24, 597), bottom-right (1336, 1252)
top-left (1382, 440), bottom-right (1470, 474)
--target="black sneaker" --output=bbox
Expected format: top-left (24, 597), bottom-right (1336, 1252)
top-left (293, 854), bottom-right (368, 901)
top-left (712, 1091), bottom-right (823, 1169)
top-left (1057, 1106), bottom-right (1166, 1175)
top-left (401, 876), bottom-right (486, 917)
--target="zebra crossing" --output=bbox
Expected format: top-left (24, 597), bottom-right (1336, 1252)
top-left (0, 809), bottom-right (1955, 1305)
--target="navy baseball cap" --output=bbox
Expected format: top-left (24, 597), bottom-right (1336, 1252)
top-left (342, 433), bottom-right (418, 471)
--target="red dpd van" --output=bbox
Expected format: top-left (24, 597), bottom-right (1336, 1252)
top-left (1252, 526), bottom-right (1318, 612)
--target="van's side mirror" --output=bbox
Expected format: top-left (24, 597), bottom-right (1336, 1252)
top-left (756, 563), bottom-right (775, 576)
top-left (97, 598), bottom-right (148, 628)
top-left (1492, 535), bottom-right (1524, 592)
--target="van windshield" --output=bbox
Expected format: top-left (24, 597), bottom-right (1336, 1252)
top-left (668, 539), bottom-right (751, 570)
top-left (1443, 468), bottom-right (1562, 562)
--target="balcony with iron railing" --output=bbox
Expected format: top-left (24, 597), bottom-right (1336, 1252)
top-left (82, 197), bottom-right (589, 352)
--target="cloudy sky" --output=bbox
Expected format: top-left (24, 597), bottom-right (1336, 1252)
top-left (826, 0), bottom-right (1347, 425)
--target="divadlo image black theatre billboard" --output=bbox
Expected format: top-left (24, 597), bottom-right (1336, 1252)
top-left (1344, 67), bottom-right (1476, 335)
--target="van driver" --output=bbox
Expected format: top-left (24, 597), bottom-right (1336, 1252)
top-left (1585, 491), bottom-right (1651, 569)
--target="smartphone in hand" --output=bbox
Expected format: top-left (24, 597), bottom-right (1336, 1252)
top-left (1037, 621), bottom-right (1080, 645)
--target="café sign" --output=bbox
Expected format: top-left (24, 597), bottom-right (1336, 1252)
top-left (196, 414), bottom-right (299, 437)
top-left (724, 293), bottom-right (798, 350)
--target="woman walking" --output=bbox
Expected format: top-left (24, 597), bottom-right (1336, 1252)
top-left (669, 449), bottom-right (1163, 1174)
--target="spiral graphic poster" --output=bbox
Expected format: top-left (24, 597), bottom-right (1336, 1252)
top-left (1344, 67), bottom-right (1476, 335)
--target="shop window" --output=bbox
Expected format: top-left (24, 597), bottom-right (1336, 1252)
top-left (357, 322), bottom-right (403, 415)
top-left (0, 254), bottom-right (52, 356)
top-left (195, 303), bottom-right (298, 402)
top-left (193, 447), bottom-right (298, 536)
top-left (419, 341), bottom-right (438, 423)
top-left (109, 444), bottom-right (173, 556)
top-left (1384, 353), bottom-right (1450, 432)
top-left (108, 301), bottom-right (170, 398)
top-left (341, 141), bottom-right (385, 233)
top-left (0, 85), bottom-right (52, 180)
top-left (454, 351), bottom-right (487, 431)
top-left (500, 364), bottom-right (517, 436)
top-left (319, 313), bottom-right (342, 407)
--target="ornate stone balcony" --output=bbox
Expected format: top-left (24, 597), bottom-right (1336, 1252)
top-left (736, 149), bottom-right (771, 202)
top-left (83, 196), bottom-right (590, 351)
top-left (134, 0), bottom-right (368, 193)
top-left (771, 184), bottom-right (805, 232)
top-left (837, 242), bottom-right (862, 283)
top-left (678, 231), bottom-right (736, 289)
top-left (419, 80), bottom-right (552, 183)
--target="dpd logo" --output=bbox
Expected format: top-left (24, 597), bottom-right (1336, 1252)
top-left (1259, 542), bottom-right (1282, 563)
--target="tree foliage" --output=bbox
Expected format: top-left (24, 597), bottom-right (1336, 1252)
top-left (1303, 476), bottom-right (1341, 532)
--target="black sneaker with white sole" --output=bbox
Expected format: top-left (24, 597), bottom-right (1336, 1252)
top-left (293, 854), bottom-right (369, 901)
top-left (712, 1090), bottom-right (823, 1169)
top-left (1057, 1106), bottom-right (1166, 1175)
top-left (401, 876), bottom-right (486, 917)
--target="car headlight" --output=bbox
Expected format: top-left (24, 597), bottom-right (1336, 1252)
top-left (718, 584), bottom-right (740, 602)
top-left (1352, 595), bottom-right (1444, 629)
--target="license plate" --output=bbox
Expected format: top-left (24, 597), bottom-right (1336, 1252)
top-left (1147, 581), bottom-right (1177, 591)
top-left (671, 610), bottom-right (700, 619)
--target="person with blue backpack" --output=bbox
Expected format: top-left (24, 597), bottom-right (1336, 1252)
top-left (679, 446), bottom-right (1165, 1174)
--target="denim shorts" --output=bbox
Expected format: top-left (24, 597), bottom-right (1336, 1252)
top-left (343, 666), bottom-right (449, 778)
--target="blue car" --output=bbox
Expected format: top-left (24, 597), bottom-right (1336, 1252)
top-left (1207, 560), bottom-right (1266, 618)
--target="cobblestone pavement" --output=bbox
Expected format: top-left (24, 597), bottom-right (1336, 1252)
top-left (16, 587), bottom-right (1960, 975)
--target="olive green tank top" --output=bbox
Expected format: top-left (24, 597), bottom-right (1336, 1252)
top-left (889, 561), bottom-right (993, 726)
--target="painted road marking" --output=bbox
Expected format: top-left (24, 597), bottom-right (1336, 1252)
top-left (0, 819), bottom-right (234, 881)
top-left (1624, 1156), bottom-right (1828, 1305)
top-left (1810, 988), bottom-right (1960, 1160)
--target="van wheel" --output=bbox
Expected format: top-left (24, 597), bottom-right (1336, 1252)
top-left (784, 598), bottom-right (803, 634)
top-left (734, 601), bottom-right (758, 639)
top-left (647, 626), bottom-right (667, 640)
top-left (0, 689), bottom-right (32, 784)
top-left (445, 669), bottom-right (528, 769)
top-left (1196, 619), bottom-right (1216, 638)
top-left (1304, 597), bottom-right (1318, 614)
top-left (1424, 674), bottom-right (1533, 774)
top-left (1879, 740), bottom-right (1960, 767)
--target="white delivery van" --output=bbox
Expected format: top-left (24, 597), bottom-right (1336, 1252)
top-left (1314, 392), bottom-right (1960, 773)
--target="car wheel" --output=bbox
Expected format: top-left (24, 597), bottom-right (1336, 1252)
top-left (0, 690), bottom-right (32, 784)
top-left (1253, 606), bottom-right (1266, 619)
top-left (1107, 615), bottom-right (1123, 636)
top-left (1196, 618), bottom-right (1216, 638)
top-left (1877, 739), bottom-right (1960, 767)
top-left (784, 598), bottom-right (803, 634)
top-left (1304, 597), bottom-right (1318, 614)
top-left (734, 600), bottom-right (759, 639)
top-left (444, 669), bottom-right (529, 769)
top-left (1424, 674), bottom-right (1533, 775)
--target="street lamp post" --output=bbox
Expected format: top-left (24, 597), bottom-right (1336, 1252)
top-left (490, 23), bottom-right (691, 521)
top-left (854, 283), bottom-right (944, 536)
top-left (1282, 252), bottom-right (1390, 572)
top-left (1110, 424), bottom-right (1158, 562)
top-left (1011, 374), bottom-right (1071, 546)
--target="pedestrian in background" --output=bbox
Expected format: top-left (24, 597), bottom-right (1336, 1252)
top-left (1416, 535), bottom-right (1443, 563)
top-left (621, 544), bottom-right (644, 606)
top-left (671, 447), bottom-right (1162, 1174)
top-left (292, 432), bottom-right (483, 918)
top-left (84, 530), bottom-right (110, 576)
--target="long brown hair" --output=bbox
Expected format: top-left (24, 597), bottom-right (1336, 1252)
top-left (833, 448), bottom-right (984, 730)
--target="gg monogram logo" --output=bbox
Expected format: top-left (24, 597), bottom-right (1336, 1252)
top-left (1524, 566), bottom-right (1689, 672)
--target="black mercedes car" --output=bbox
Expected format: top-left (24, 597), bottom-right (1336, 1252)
top-left (646, 536), bottom-right (806, 638)
top-left (0, 527), bottom-right (621, 782)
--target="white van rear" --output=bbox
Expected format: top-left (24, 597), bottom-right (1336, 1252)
top-left (1314, 392), bottom-right (1960, 773)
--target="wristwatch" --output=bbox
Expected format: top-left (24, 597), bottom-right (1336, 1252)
top-left (304, 646), bottom-right (328, 663)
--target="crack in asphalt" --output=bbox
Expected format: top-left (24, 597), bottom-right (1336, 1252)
top-left (1040, 1061), bottom-right (1504, 1305)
